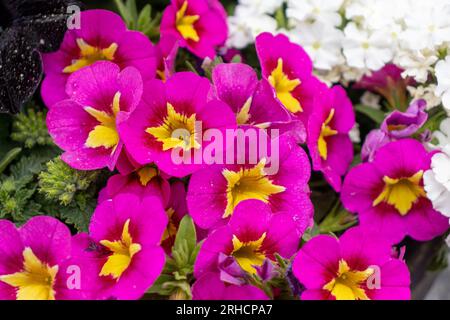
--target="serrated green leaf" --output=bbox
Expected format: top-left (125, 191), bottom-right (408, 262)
top-left (58, 200), bottom-right (95, 232)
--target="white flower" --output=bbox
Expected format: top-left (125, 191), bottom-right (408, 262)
top-left (407, 85), bottom-right (442, 110)
top-left (245, 14), bottom-right (278, 38)
top-left (432, 118), bottom-right (450, 149)
top-left (346, 0), bottom-right (409, 30)
top-left (424, 145), bottom-right (450, 218)
top-left (227, 6), bottom-right (278, 48)
top-left (227, 16), bottom-right (253, 49)
top-left (343, 23), bottom-right (393, 70)
top-left (360, 91), bottom-right (382, 110)
top-left (435, 56), bottom-right (450, 111)
top-left (401, 2), bottom-right (450, 50)
top-left (286, 0), bottom-right (344, 27)
top-left (314, 67), bottom-right (342, 86)
top-left (288, 22), bottom-right (344, 70)
top-left (396, 50), bottom-right (438, 83)
top-left (240, 0), bottom-right (284, 15)
top-left (349, 123), bottom-right (361, 143)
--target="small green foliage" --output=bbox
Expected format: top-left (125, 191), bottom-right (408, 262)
top-left (318, 202), bottom-right (358, 235)
top-left (0, 177), bottom-right (40, 222)
top-left (201, 56), bottom-right (224, 80)
top-left (114, 0), bottom-right (161, 39)
top-left (11, 107), bottom-right (53, 149)
top-left (0, 147), bottom-right (22, 174)
top-left (148, 215), bottom-right (201, 299)
top-left (275, 5), bottom-right (288, 30)
top-left (0, 152), bottom-right (56, 223)
top-left (58, 196), bottom-right (98, 233)
top-left (39, 158), bottom-right (100, 206)
top-left (354, 104), bottom-right (386, 125)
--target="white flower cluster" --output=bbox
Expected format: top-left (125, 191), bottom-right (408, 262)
top-left (424, 119), bottom-right (450, 227)
top-left (227, 0), bottom-right (450, 110)
top-left (424, 147), bottom-right (450, 221)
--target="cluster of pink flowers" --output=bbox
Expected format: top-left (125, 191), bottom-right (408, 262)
top-left (0, 1), bottom-right (448, 301)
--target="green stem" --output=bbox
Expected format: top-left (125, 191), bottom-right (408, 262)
top-left (0, 148), bottom-right (22, 174)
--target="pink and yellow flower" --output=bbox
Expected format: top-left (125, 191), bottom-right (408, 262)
top-left (160, 0), bottom-right (228, 58)
top-left (98, 165), bottom-right (171, 206)
top-left (293, 227), bottom-right (411, 300)
top-left (119, 72), bottom-right (237, 178)
top-left (41, 9), bottom-right (157, 107)
top-left (74, 194), bottom-right (168, 300)
top-left (194, 200), bottom-right (301, 278)
top-left (187, 133), bottom-right (312, 231)
top-left (341, 139), bottom-right (449, 243)
top-left (211, 62), bottom-right (306, 142)
top-left (192, 272), bottom-right (268, 300)
top-left (47, 61), bottom-right (142, 171)
top-left (161, 181), bottom-right (192, 251)
top-left (255, 32), bottom-right (325, 123)
top-left (307, 85), bottom-right (355, 191)
top-left (0, 217), bottom-right (88, 300)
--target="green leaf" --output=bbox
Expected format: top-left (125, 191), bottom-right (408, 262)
top-left (10, 152), bottom-right (55, 185)
top-left (201, 56), bottom-right (223, 80)
top-left (126, 0), bottom-right (138, 24)
top-left (230, 54), bottom-right (242, 63)
top-left (355, 104), bottom-right (386, 124)
top-left (137, 5), bottom-right (151, 30)
top-left (318, 206), bottom-right (358, 234)
top-left (114, 0), bottom-right (133, 25)
top-left (174, 215), bottom-right (197, 256)
top-left (185, 60), bottom-right (199, 75)
top-left (58, 197), bottom-right (97, 232)
top-left (147, 274), bottom-right (176, 295)
top-left (275, 6), bottom-right (287, 29)
top-left (189, 242), bottom-right (202, 265)
top-left (0, 147), bottom-right (22, 174)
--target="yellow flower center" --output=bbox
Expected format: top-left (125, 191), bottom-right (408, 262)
top-left (162, 208), bottom-right (178, 242)
top-left (236, 97), bottom-right (252, 125)
top-left (268, 58), bottom-right (302, 114)
top-left (318, 108), bottom-right (338, 160)
top-left (222, 159), bottom-right (286, 218)
top-left (372, 170), bottom-right (426, 216)
top-left (99, 219), bottom-right (142, 280)
top-left (137, 166), bottom-right (159, 186)
top-left (323, 259), bottom-right (373, 300)
top-left (63, 38), bottom-right (118, 74)
top-left (231, 233), bottom-right (266, 274)
top-left (176, 1), bottom-right (200, 42)
top-left (84, 91), bottom-right (121, 153)
top-left (0, 248), bottom-right (58, 300)
top-left (146, 103), bottom-right (201, 151)
top-left (157, 69), bottom-right (167, 82)
top-left (387, 124), bottom-right (407, 131)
